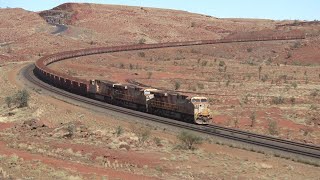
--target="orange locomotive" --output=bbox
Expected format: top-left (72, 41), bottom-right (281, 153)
top-left (88, 80), bottom-right (211, 124)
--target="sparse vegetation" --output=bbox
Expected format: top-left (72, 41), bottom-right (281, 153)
top-left (290, 96), bottom-right (296, 105)
top-left (138, 51), bottom-right (146, 57)
top-left (291, 82), bottom-right (298, 89)
top-left (129, 63), bottom-right (134, 70)
top-left (250, 111), bottom-right (256, 127)
top-left (176, 131), bottom-right (202, 150)
top-left (5, 89), bottom-right (30, 108)
top-left (119, 63), bottom-right (125, 69)
top-left (131, 125), bottom-right (151, 145)
top-left (310, 89), bottom-right (319, 97)
top-left (153, 137), bottom-right (162, 146)
top-left (115, 126), bottom-right (124, 137)
top-left (5, 96), bottom-right (13, 108)
top-left (201, 60), bottom-right (208, 66)
top-left (268, 120), bottom-right (279, 135)
top-left (197, 83), bottom-right (204, 90)
top-left (258, 66), bottom-right (262, 80)
top-left (261, 74), bottom-right (268, 82)
top-left (147, 72), bottom-right (153, 79)
top-left (218, 60), bottom-right (225, 67)
top-left (138, 38), bottom-right (146, 44)
top-left (174, 81), bottom-right (181, 90)
top-left (272, 96), bottom-right (284, 105)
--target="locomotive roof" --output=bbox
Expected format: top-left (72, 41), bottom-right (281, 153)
top-left (147, 89), bottom-right (189, 98)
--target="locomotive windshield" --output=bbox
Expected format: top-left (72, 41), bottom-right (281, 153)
top-left (191, 98), bottom-right (207, 103)
top-left (192, 99), bottom-right (200, 103)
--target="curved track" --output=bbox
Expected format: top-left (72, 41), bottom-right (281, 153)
top-left (26, 33), bottom-right (320, 161)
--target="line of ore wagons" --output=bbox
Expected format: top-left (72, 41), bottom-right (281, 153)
top-left (33, 34), bottom-right (303, 120)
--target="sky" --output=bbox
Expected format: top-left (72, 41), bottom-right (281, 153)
top-left (0, 0), bottom-right (319, 21)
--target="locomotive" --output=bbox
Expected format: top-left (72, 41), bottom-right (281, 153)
top-left (88, 80), bottom-right (211, 124)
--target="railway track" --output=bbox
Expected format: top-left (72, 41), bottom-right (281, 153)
top-left (24, 64), bottom-right (320, 160)
top-left (23, 33), bottom-right (320, 162)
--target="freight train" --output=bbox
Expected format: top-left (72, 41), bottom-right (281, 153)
top-left (33, 34), bottom-right (305, 125)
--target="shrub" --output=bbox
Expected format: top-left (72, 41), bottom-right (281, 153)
top-left (131, 125), bottom-right (151, 145)
top-left (290, 96), bottom-right (295, 105)
top-left (261, 74), bottom-right (268, 82)
top-left (272, 96), bottom-right (284, 105)
top-left (147, 72), bottom-right (152, 79)
top-left (201, 60), bottom-right (208, 66)
top-left (250, 112), bottom-right (256, 127)
top-left (310, 89), bottom-right (319, 97)
top-left (14, 89), bottom-right (30, 108)
top-left (219, 60), bottom-right (225, 67)
top-left (268, 120), bottom-right (279, 135)
top-left (65, 124), bottom-right (75, 138)
top-left (197, 83), bottom-right (204, 90)
top-left (153, 137), bottom-right (162, 146)
top-left (129, 63), bottom-right (134, 70)
top-left (5, 96), bottom-right (13, 108)
top-left (291, 82), bottom-right (298, 89)
top-left (174, 81), bottom-right (181, 90)
top-left (258, 66), bottom-right (262, 79)
top-left (292, 41), bottom-right (301, 49)
top-left (138, 51), bottom-right (145, 57)
top-left (225, 80), bottom-right (230, 87)
top-left (115, 126), bottom-right (124, 137)
top-left (138, 38), bottom-right (146, 44)
top-left (177, 131), bottom-right (203, 150)
top-left (119, 63), bottom-right (125, 69)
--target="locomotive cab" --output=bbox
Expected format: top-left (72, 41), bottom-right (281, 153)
top-left (191, 97), bottom-right (211, 124)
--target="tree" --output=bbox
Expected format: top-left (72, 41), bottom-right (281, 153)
top-left (177, 131), bottom-right (203, 150)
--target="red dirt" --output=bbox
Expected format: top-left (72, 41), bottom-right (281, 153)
top-left (0, 140), bottom-right (156, 180)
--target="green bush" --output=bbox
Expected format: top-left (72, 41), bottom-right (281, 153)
top-left (268, 120), bottom-right (279, 135)
top-left (131, 125), bottom-right (151, 145)
top-left (115, 126), bottom-right (124, 137)
top-left (11, 89), bottom-right (30, 108)
top-left (5, 96), bottom-right (13, 108)
top-left (138, 51), bottom-right (145, 57)
top-left (272, 96), bottom-right (284, 105)
top-left (219, 60), bottom-right (225, 67)
top-left (197, 83), bottom-right (204, 90)
top-left (177, 131), bottom-right (203, 150)
top-left (291, 82), bottom-right (298, 89)
top-left (138, 38), bottom-right (146, 44)
top-left (3, 89), bottom-right (30, 108)
top-left (174, 81), bottom-right (181, 90)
